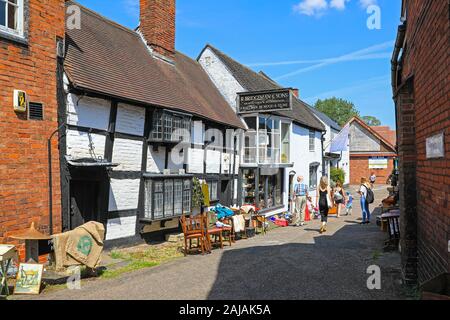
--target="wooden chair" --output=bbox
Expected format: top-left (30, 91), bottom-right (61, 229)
top-left (180, 215), bottom-right (208, 256)
top-left (203, 212), bottom-right (233, 249)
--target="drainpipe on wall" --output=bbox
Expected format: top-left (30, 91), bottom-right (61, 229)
top-left (321, 131), bottom-right (326, 177)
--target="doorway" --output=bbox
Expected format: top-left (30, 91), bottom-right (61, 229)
top-left (70, 179), bottom-right (100, 229)
top-left (220, 179), bottom-right (232, 207)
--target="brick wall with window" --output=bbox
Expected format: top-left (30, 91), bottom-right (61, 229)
top-left (393, 0), bottom-right (449, 285)
top-left (0, 0), bottom-right (65, 258)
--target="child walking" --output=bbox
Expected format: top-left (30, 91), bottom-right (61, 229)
top-left (345, 192), bottom-right (353, 216)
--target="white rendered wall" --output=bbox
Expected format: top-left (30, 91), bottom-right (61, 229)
top-left (286, 125), bottom-right (324, 206)
top-left (198, 47), bottom-right (245, 111)
top-left (147, 147), bottom-right (166, 173)
top-left (66, 129), bottom-right (106, 160)
top-left (206, 150), bottom-right (221, 174)
top-left (67, 94), bottom-right (111, 131)
top-left (108, 179), bottom-right (140, 211)
top-left (105, 216), bottom-right (137, 240)
top-left (112, 139), bottom-right (143, 172)
top-left (116, 103), bottom-right (146, 136)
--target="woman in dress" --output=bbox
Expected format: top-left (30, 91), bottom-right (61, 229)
top-left (316, 176), bottom-right (333, 234)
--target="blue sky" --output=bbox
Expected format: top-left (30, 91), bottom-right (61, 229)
top-left (76, 0), bottom-right (402, 127)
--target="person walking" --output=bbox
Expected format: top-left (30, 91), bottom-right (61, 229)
top-left (293, 176), bottom-right (308, 227)
top-left (359, 177), bottom-right (372, 224)
top-left (333, 182), bottom-right (346, 218)
top-left (369, 172), bottom-right (377, 188)
top-left (316, 176), bottom-right (333, 234)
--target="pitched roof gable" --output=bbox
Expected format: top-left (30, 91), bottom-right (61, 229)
top-left (201, 45), bottom-right (325, 132)
top-left (64, 2), bottom-right (244, 129)
top-left (347, 116), bottom-right (397, 152)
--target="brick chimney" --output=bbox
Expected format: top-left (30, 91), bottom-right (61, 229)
top-left (140, 0), bottom-right (176, 59)
top-left (292, 89), bottom-right (299, 98)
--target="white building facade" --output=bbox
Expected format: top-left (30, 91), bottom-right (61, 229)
top-left (198, 45), bottom-right (326, 215)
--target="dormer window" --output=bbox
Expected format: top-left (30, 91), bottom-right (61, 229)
top-left (0, 0), bottom-right (24, 37)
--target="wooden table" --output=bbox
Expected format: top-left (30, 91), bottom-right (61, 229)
top-left (0, 245), bottom-right (18, 297)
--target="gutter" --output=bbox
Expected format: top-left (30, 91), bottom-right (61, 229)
top-left (391, 23), bottom-right (407, 95)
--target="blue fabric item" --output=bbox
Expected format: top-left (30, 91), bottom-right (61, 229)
top-left (214, 204), bottom-right (234, 220)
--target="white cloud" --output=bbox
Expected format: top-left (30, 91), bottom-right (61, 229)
top-left (359, 0), bottom-right (378, 8)
top-left (293, 0), bottom-right (328, 16)
top-left (293, 0), bottom-right (378, 16)
top-left (330, 0), bottom-right (350, 10)
top-left (272, 40), bottom-right (394, 80)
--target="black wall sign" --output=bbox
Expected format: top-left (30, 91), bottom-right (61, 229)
top-left (237, 89), bottom-right (293, 114)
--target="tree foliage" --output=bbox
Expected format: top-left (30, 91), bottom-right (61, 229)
top-left (362, 116), bottom-right (382, 126)
top-left (314, 97), bottom-right (360, 126)
top-left (330, 168), bottom-right (346, 185)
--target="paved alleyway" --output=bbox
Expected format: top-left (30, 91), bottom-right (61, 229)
top-left (21, 186), bottom-right (405, 300)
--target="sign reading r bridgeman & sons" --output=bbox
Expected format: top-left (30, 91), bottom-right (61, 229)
top-left (237, 89), bottom-right (293, 114)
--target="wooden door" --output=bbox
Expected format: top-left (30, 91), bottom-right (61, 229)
top-left (70, 180), bottom-right (100, 229)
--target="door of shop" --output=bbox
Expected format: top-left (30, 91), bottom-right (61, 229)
top-left (70, 179), bottom-right (100, 229)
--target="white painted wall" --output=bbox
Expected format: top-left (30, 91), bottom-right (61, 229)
top-left (111, 138), bottom-right (143, 172)
top-left (116, 103), bottom-right (146, 136)
top-left (105, 216), bottom-right (137, 241)
top-left (206, 150), bottom-right (221, 174)
top-left (147, 147), bottom-right (165, 173)
top-left (67, 94), bottom-right (110, 131)
top-left (66, 129), bottom-right (106, 160)
top-left (198, 48), bottom-right (245, 111)
top-left (108, 179), bottom-right (140, 211)
top-left (187, 148), bottom-right (205, 174)
top-left (286, 124), bottom-right (324, 206)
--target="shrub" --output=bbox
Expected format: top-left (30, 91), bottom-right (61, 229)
top-left (330, 167), bottom-right (346, 185)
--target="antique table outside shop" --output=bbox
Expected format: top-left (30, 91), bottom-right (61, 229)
top-left (0, 245), bottom-right (18, 296)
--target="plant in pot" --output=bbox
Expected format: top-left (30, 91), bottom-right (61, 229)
top-left (191, 177), bottom-right (204, 216)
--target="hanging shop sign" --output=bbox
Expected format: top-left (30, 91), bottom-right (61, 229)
top-left (237, 89), bottom-right (293, 114)
top-left (13, 90), bottom-right (27, 113)
top-left (369, 157), bottom-right (389, 169)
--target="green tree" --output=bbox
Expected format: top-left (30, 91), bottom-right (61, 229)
top-left (362, 116), bottom-right (381, 126)
top-left (314, 97), bottom-right (360, 126)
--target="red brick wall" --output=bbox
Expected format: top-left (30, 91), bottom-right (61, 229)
top-left (350, 156), bottom-right (395, 185)
top-left (0, 0), bottom-right (66, 259)
top-left (396, 0), bottom-right (449, 284)
top-left (140, 0), bottom-right (176, 57)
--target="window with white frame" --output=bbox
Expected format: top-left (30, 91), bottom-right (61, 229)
top-left (309, 130), bottom-right (315, 152)
top-left (243, 115), bottom-right (287, 165)
top-left (0, 0), bottom-right (24, 37)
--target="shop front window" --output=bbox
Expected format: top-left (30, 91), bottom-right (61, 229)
top-left (145, 178), bottom-right (192, 220)
top-left (242, 169), bottom-right (256, 205)
top-left (241, 168), bottom-right (284, 210)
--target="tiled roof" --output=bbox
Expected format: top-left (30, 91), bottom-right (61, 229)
top-left (202, 45), bottom-right (325, 132)
top-left (309, 108), bottom-right (342, 131)
top-left (64, 2), bottom-right (244, 129)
